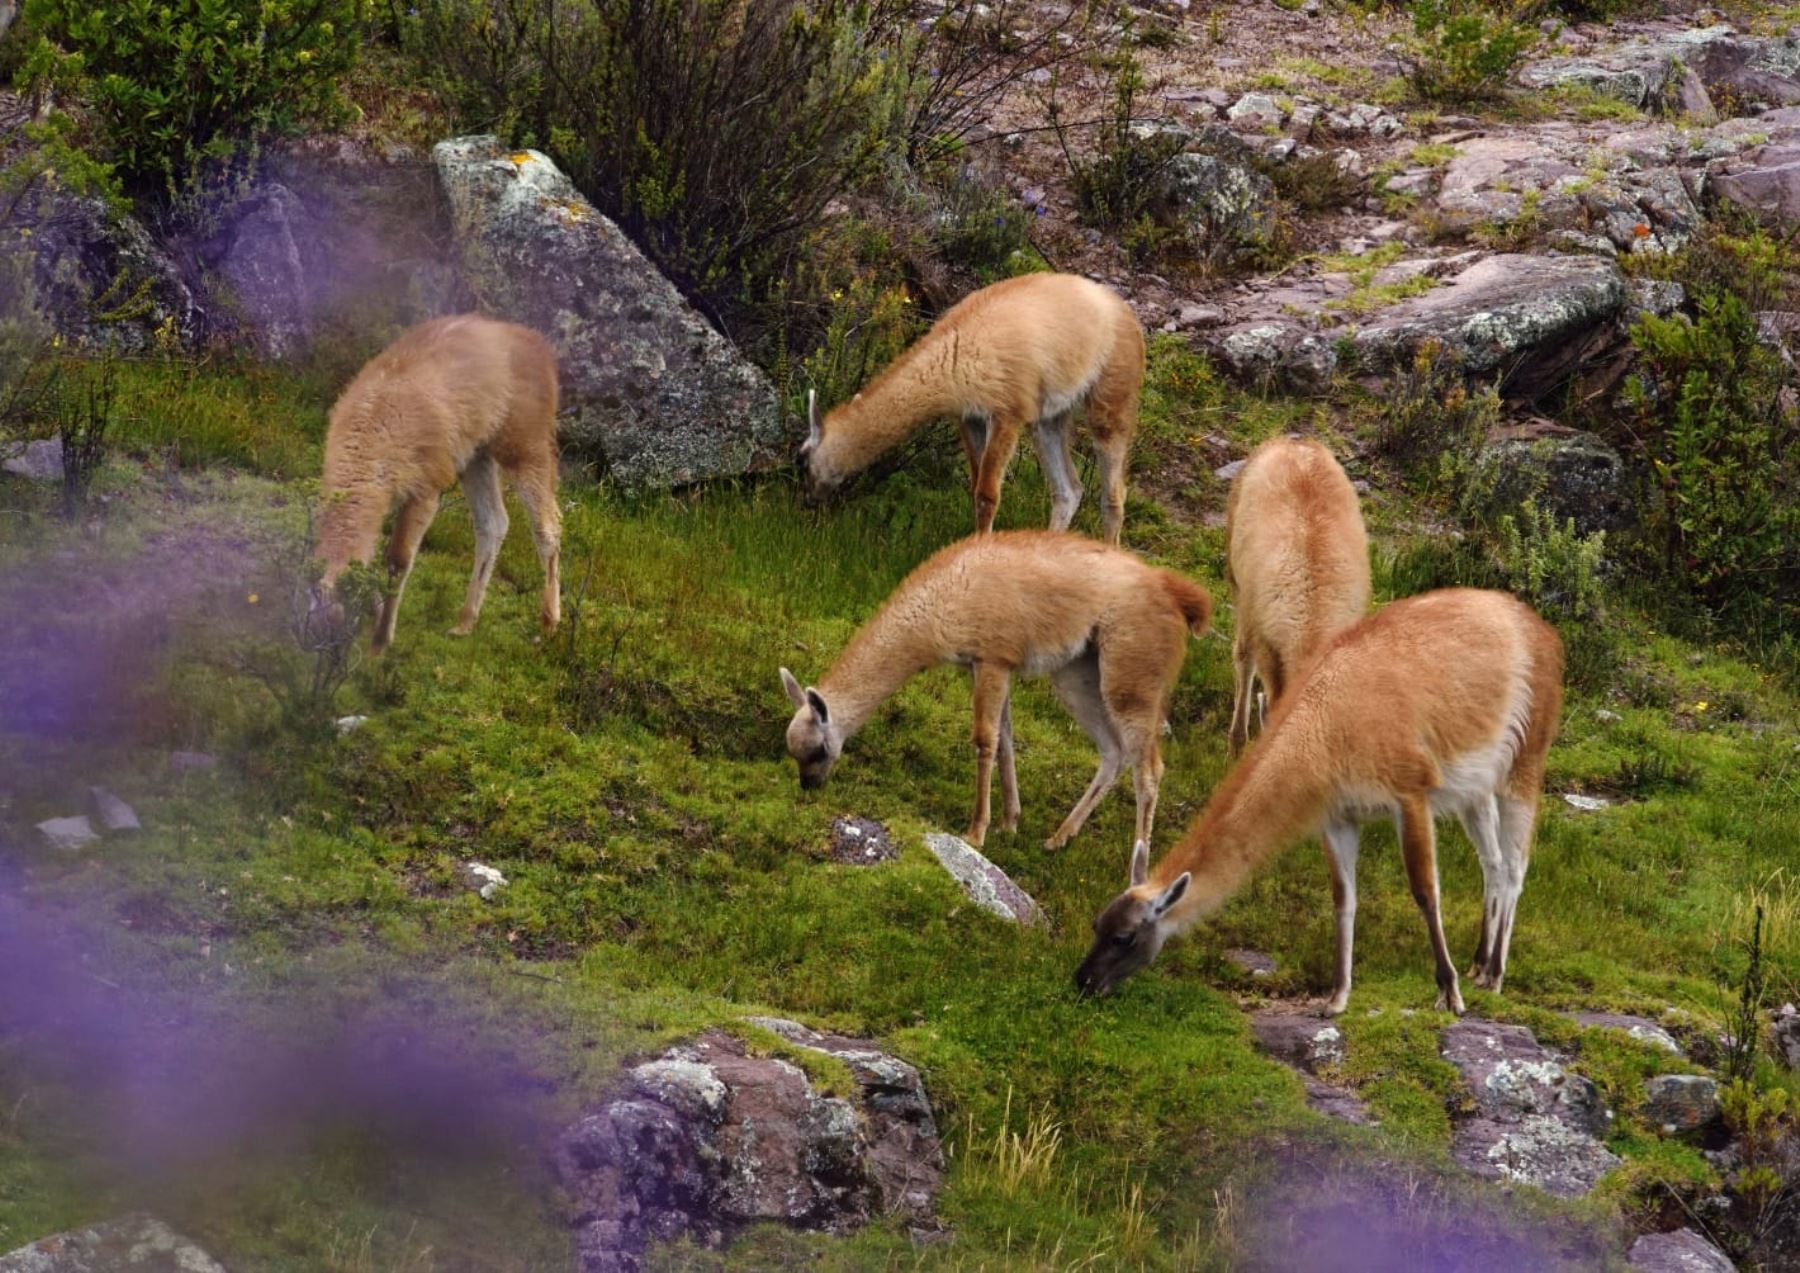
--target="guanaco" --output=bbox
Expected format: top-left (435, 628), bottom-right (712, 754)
top-left (1225, 436), bottom-right (1370, 755)
top-left (316, 314), bottom-right (561, 653)
top-left (1075, 589), bottom-right (1564, 1015)
top-left (800, 274), bottom-right (1144, 543)
top-left (779, 531), bottom-right (1211, 850)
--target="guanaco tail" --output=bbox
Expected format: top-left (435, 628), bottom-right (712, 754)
top-left (316, 314), bottom-right (562, 653)
top-left (779, 531), bottom-right (1211, 851)
top-left (800, 274), bottom-right (1144, 543)
top-left (1076, 588), bottom-right (1563, 1015)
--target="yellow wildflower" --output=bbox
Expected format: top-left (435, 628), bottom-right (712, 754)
top-left (1694, 701), bottom-right (1708, 713)
top-left (247, 593), bottom-right (260, 605)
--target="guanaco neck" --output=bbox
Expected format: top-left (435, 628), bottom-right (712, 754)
top-left (1154, 720), bottom-right (1339, 925)
top-left (816, 329), bottom-right (969, 478)
top-left (815, 599), bottom-right (944, 738)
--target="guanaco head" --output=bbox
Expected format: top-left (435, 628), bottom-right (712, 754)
top-left (1074, 841), bottom-right (1191, 998)
top-left (798, 389), bottom-right (845, 503)
top-left (780, 666), bottom-right (842, 789)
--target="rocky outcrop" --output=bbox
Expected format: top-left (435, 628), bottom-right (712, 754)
top-left (1517, 23), bottom-right (1739, 109)
top-left (1441, 1019), bottom-right (1619, 1197)
top-left (556, 1021), bottom-right (942, 1271)
top-left (921, 832), bottom-right (1044, 926)
top-left (206, 183), bottom-right (316, 359)
top-left (432, 135), bottom-right (788, 489)
top-left (0, 1213), bottom-right (226, 1272)
top-left (1710, 106), bottom-right (1800, 229)
top-left (1204, 249), bottom-right (1630, 398)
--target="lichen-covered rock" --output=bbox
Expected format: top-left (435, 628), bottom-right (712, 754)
top-left (1216, 323), bottom-right (1339, 392)
top-left (826, 816), bottom-right (897, 866)
top-left (1, 440), bottom-right (62, 484)
top-left (1644, 1074), bottom-right (1721, 1134)
top-left (1159, 153), bottom-right (1280, 263)
top-left (0, 1213), bottom-right (226, 1272)
top-left (432, 135), bottom-right (787, 489)
top-left (1441, 1019), bottom-right (1619, 1197)
top-left (1479, 422), bottom-right (1634, 534)
top-left (922, 832), bottom-right (1044, 926)
top-left (22, 193), bottom-right (197, 353)
top-left (34, 816), bottom-right (98, 853)
top-left (86, 788), bottom-right (140, 836)
top-left (1517, 24), bottom-right (1736, 109)
top-left (1773, 1003), bottom-right (1800, 1070)
top-left (1628, 1227), bottom-right (1735, 1272)
top-left (556, 1024), bottom-right (943, 1271)
top-left (1712, 112), bottom-right (1800, 230)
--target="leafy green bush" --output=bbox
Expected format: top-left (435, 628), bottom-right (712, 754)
top-left (22, 0), bottom-right (364, 198)
top-left (1627, 290), bottom-right (1798, 625)
top-left (1375, 338), bottom-right (1502, 466)
top-left (1402, 0), bottom-right (1535, 102)
top-left (930, 167), bottom-right (1038, 283)
top-left (1493, 498), bottom-right (1607, 623)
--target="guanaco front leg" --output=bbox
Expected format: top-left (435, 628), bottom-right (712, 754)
top-left (1397, 795), bottom-right (1464, 1015)
top-left (1322, 820), bottom-right (1360, 1015)
top-left (966, 662), bottom-right (1012, 846)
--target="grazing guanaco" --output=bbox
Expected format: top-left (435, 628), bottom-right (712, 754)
top-left (800, 274), bottom-right (1144, 543)
top-left (316, 314), bottom-right (561, 653)
top-left (1075, 589), bottom-right (1564, 1015)
top-left (1225, 436), bottom-right (1370, 755)
top-left (779, 531), bottom-right (1211, 850)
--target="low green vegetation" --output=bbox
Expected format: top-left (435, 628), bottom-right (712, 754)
top-left (2, 336), bottom-right (1797, 1268)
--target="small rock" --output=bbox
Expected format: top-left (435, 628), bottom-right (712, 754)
top-left (460, 861), bottom-right (508, 901)
top-left (0, 439), bottom-right (63, 483)
top-left (1644, 1074), bottom-right (1721, 1134)
top-left (168, 751), bottom-right (216, 774)
top-left (1215, 459), bottom-right (1247, 482)
top-left (1227, 93), bottom-right (1285, 131)
top-left (0, 1213), bottom-right (228, 1272)
top-left (87, 787), bottom-right (140, 835)
top-left (1569, 1011), bottom-right (1681, 1054)
top-left (1563, 794), bottom-right (1610, 812)
top-left (827, 816), bottom-right (898, 866)
top-left (36, 816), bottom-right (99, 853)
top-left (1250, 1010), bottom-right (1346, 1071)
top-left (1772, 1003), bottom-right (1800, 1070)
top-left (1174, 302), bottom-right (1226, 329)
top-left (922, 832), bottom-right (1044, 926)
top-left (1226, 948), bottom-right (1276, 978)
top-left (334, 714), bottom-right (368, 736)
top-left (1627, 1227), bottom-right (1734, 1273)
top-left (1595, 709), bottom-right (1622, 723)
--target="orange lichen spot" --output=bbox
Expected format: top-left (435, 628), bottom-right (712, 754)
top-left (1633, 222), bottom-right (1651, 238)
top-left (509, 151), bottom-right (532, 166)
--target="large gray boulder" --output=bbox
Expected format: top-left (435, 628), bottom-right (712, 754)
top-left (206, 183), bottom-right (316, 360)
top-left (0, 1214), bottom-right (225, 1272)
top-left (556, 1022), bottom-right (942, 1271)
top-left (432, 135), bottom-right (788, 489)
top-left (1440, 1018), bottom-right (1620, 1197)
top-left (1350, 253), bottom-right (1627, 398)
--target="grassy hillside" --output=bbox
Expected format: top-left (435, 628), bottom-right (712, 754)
top-left (1, 341), bottom-right (1795, 1269)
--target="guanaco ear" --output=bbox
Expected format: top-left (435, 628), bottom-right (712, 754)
top-left (780, 667), bottom-right (808, 709)
top-left (806, 389), bottom-right (822, 448)
top-left (805, 688), bottom-right (830, 725)
top-left (1129, 839), bottom-right (1149, 887)
top-left (1151, 871), bottom-right (1190, 918)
